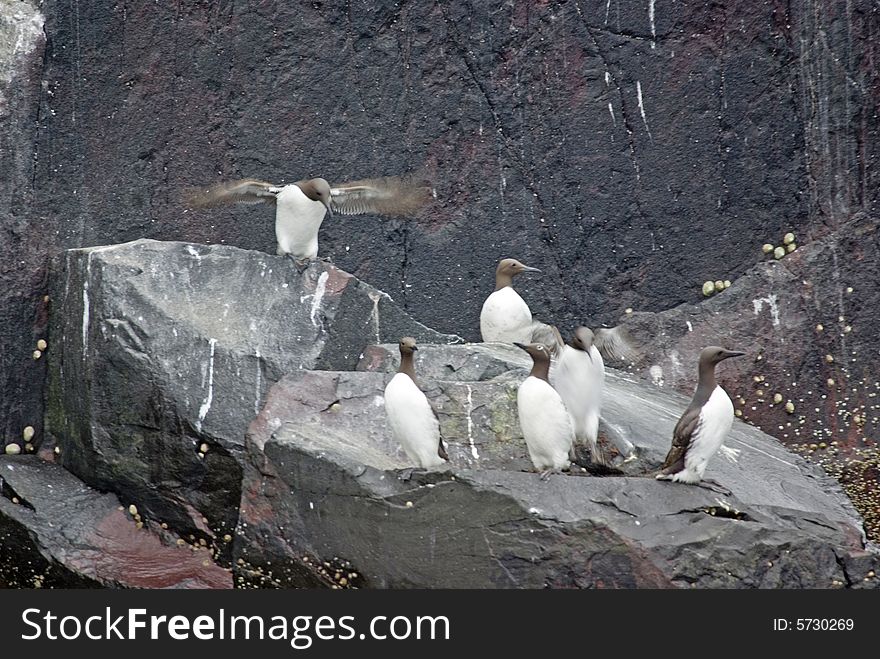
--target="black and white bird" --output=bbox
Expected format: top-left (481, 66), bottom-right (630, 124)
top-left (188, 175), bottom-right (432, 269)
top-left (514, 342), bottom-right (575, 480)
top-left (554, 327), bottom-right (637, 465)
top-left (554, 327), bottom-right (608, 465)
top-left (480, 258), bottom-right (542, 344)
top-left (383, 337), bottom-right (448, 470)
top-left (656, 346), bottom-right (745, 487)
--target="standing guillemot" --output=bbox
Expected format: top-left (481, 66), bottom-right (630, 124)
top-left (383, 337), bottom-right (448, 470)
top-left (480, 258), bottom-right (542, 343)
top-left (555, 327), bottom-right (607, 465)
top-left (188, 175), bottom-right (432, 270)
top-left (514, 342), bottom-right (575, 480)
top-left (656, 346), bottom-right (745, 489)
top-left (554, 327), bottom-right (636, 465)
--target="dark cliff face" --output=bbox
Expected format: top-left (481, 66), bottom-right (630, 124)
top-left (2, 1), bottom-right (878, 443)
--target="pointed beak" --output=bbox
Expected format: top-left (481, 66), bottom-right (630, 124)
top-left (323, 199), bottom-right (333, 217)
top-left (720, 350), bottom-right (745, 360)
top-left (513, 342), bottom-right (528, 352)
top-left (521, 266), bottom-right (541, 274)
top-left (411, 345), bottom-right (418, 351)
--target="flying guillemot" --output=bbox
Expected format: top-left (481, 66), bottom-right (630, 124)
top-left (656, 346), bottom-right (745, 491)
top-left (383, 337), bottom-right (448, 471)
top-left (187, 175), bottom-right (432, 270)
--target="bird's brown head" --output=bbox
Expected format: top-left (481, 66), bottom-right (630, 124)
top-left (298, 177), bottom-right (333, 216)
top-left (495, 258), bottom-right (540, 290)
top-left (514, 341), bottom-right (553, 380)
top-left (570, 326), bottom-right (595, 354)
top-left (398, 336), bottom-right (418, 356)
top-left (700, 346), bottom-right (745, 367)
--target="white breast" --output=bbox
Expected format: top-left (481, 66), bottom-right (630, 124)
top-left (274, 185), bottom-right (328, 260)
top-left (552, 345), bottom-right (604, 446)
top-left (480, 287), bottom-right (533, 343)
top-left (384, 373), bottom-right (445, 469)
top-left (517, 376), bottom-right (574, 471)
top-left (682, 386), bottom-right (735, 481)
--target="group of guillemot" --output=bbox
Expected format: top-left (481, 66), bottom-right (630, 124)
top-left (190, 173), bottom-right (745, 491)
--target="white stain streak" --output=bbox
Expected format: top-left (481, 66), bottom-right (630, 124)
top-left (607, 102), bottom-right (616, 127)
top-left (752, 294), bottom-right (780, 327)
top-left (604, 0), bottom-right (611, 24)
top-left (254, 349), bottom-right (262, 416)
top-left (686, 321), bottom-right (693, 332)
top-left (465, 384), bottom-right (478, 459)
top-left (309, 271), bottom-right (329, 327)
top-left (718, 444), bottom-right (741, 464)
top-left (82, 253), bottom-right (92, 356)
top-left (649, 0), bottom-right (656, 49)
top-left (368, 292), bottom-right (381, 344)
top-left (185, 245), bottom-right (201, 261)
top-left (649, 364), bottom-right (664, 387)
top-left (636, 81), bottom-right (653, 140)
top-left (196, 338), bottom-right (217, 432)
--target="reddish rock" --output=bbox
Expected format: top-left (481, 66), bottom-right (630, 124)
top-left (0, 456), bottom-right (232, 588)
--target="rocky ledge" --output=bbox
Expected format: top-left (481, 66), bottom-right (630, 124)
top-left (235, 342), bottom-right (879, 588)
top-left (1, 240), bottom-right (876, 588)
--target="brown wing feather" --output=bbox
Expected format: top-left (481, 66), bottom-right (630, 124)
top-left (329, 175), bottom-right (433, 217)
top-left (659, 406), bottom-right (702, 474)
top-left (594, 326), bottom-right (643, 365)
top-left (185, 179), bottom-right (278, 208)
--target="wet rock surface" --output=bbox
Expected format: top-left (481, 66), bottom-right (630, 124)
top-left (45, 240), bottom-right (459, 548)
top-left (0, 456), bottom-right (231, 588)
top-left (235, 344), bottom-right (879, 589)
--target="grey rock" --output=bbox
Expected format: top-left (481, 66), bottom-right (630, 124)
top-left (45, 239), bottom-right (460, 544)
top-left (0, 455), bottom-right (231, 588)
top-left (610, 212), bottom-right (880, 447)
top-left (236, 343), bottom-right (879, 588)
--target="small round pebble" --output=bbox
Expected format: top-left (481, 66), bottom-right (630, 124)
top-left (128, 504), bottom-right (138, 516)
top-left (773, 393), bottom-right (783, 404)
top-left (36, 339), bottom-right (47, 351)
top-left (773, 246), bottom-right (785, 259)
top-left (762, 243), bottom-right (774, 254)
top-left (702, 281), bottom-right (715, 297)
top-left (23, 426), bottom-right (35, 441)
top-left (32, 350), bottom-right (42, 360)
top-left (785, 402), bottom-right (795, 414)
top-left (783, 232), bottom-right (795, 245)
top-left (199, 443), bottom-right (209, 453)
top-left (786, 242), bottom-right (797, 253)
top-left (5, 443), bottom-right (21, 455)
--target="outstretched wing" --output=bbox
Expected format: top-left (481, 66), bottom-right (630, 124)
top-left (529, 322), bottom-right (565, 357)
top-left (329, 175), bottom-right (433, 217)
top-left (594, 326), bottom-right (642, 365)
top-left (659, 406), bottom-right (701, 474)
top-left (185, 179), bottom-right (279, 208)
